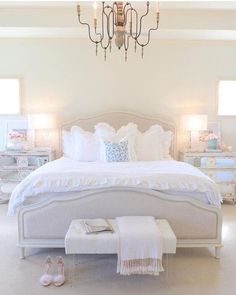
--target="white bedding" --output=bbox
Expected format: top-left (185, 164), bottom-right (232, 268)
top-left (8, 157), bottom-right (222, 215)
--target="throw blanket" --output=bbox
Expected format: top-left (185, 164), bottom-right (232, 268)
top-left (116, 216), bottom-right (164, 275)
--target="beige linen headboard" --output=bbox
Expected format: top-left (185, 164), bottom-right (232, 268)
top-left (61, 112), bottom-right (177, 159)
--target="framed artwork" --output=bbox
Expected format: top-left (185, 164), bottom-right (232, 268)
top-left (5, 119), bottom-right (29, 150)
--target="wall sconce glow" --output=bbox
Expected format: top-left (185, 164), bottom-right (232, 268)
top-left (0, 79), bottom-right (20, 114)
top-left (218, 80), bottom-right (236, 115)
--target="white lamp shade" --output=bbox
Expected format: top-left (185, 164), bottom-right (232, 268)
top-left (28, 114), bottom-right (57, 130)
top-left (182, 115), bottom-right (208, 131)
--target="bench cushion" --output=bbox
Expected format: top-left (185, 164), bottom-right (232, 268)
top-left (65, 219), bottom-right (176, 255)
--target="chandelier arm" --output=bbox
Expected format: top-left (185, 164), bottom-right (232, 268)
top-left (78, 15), bottom-right (102, 44)
top-left (124, 8), bottom-right (139, 40)
top-left (124, 7), bottom-right (132, 27)
top-left (95, 27), bottom-right (102, 39)
top-left (100, 2), bottom-right (106, 40)
top-left (124, 7), bottom-right (138, 39)
top-left (107, 9), bottom-right (115, 39)
top-left (113, 2), bottom-right (118, 26)
top-left (124, 33), bottom-right (130, 51)
top-left (102, 7), bottom-right (113, 46)
top-left (135, 17), bottom-right (159, 47)
top-left (136, 1), bottom-right (150, 39)
top-left (100, 38), bottom-right (111, 50)
top-left (103, 4), bottom-right (116, 40)
top-left (122, 2), bottom-right (132, 17)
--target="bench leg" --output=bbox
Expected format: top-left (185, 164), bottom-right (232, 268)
top-left (165, 254), bottom-right (169, 282)
top-left (20, 247), bottom-right (25, 259)
top-left (72, 254), bottom-right (80, 281)
top-left (73, 254), bottom-right (79, 266)
top-left (215, 247), bottom-right (221, 259)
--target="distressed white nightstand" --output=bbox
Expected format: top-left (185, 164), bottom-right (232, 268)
top-left (0, 149), bottom-right (55, 204)
top-left (180, 151), bottom-right (236, 204)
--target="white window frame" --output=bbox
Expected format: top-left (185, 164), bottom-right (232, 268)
top-left (0, 78), bottom-right (21, 115)
top-left (218, 80), bottom-right (236, 116)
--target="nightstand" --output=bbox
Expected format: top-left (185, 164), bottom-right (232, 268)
top-left (180, 151), bottom-right (236, 204)
top-left (0, 149), bottom-right (55, 204)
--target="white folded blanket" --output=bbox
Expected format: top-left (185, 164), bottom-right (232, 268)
top-left (116, 216), bottom-right (164, 275)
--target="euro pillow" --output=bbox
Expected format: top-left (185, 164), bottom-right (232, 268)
top-left (62, 130), bottom-right (74, 158)
top-left (135, 124), bottom-right (172, 161)
top-left (162, 130), bottom-right (173, 159)
top-left (71, 126), bottom-right (99, 161)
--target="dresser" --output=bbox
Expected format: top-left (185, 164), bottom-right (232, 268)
top-left (0, 149), bottom-right (55, 204)
top-left (180, 151), bottom-right (236, 204)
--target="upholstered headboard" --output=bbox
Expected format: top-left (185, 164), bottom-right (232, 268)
top-left (61, 112), bottom-right (177, 158)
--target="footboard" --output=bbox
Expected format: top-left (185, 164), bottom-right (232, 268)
top-left (18, 187), bottom-right (222, 257)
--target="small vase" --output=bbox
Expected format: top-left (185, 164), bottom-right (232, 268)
top-left (207, 139), bottom-right (217, 150)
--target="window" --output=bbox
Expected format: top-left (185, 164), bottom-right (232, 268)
top-left (218, 80), bottom-right (236, 115)
top-left (0, 79), bottom-right (20, 114)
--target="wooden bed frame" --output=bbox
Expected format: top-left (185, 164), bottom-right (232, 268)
top-left (17, 112), bottom-right (222, 259)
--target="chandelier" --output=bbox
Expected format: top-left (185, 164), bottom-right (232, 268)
top-left (77, 2), bottom-right (160, 61)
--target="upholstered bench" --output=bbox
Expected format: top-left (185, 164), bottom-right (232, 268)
top-left (65, 219), bottom-right (176, 256)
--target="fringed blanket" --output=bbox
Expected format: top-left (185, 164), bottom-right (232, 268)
top-left (116, 216), bottom-right (164, 275)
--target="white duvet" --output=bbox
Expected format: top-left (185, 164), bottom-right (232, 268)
top-left (8, 157), bottom-right (222, 215)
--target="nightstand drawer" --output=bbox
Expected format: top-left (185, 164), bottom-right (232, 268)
top-left (218, 183), bottom-right (235, 195)
top-left (201, 157), bottom-right (236, 169)
top-left (202, 170), bottom-right (236, 183)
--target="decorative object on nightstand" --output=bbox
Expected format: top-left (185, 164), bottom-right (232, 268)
top-left (181, 114), bottom-right (208, 152)
top-left (5, 119), bottom-right (29, 151)
top-left (0, 149), bottom-right (55, 204)
top-left (180, 151), bottom-right (236, 204)
top-left (206, 133), bottom-right (219, 150)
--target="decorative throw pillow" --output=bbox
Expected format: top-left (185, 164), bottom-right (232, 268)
top-left (103, 140), bottom-right (130, 162)
top-left (95, 122), bottom-right (138, 162)
top-left (71, 126), bottom-right (100, 161)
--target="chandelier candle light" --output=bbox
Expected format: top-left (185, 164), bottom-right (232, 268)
top-left (77, 1), bottom-right (160, 61)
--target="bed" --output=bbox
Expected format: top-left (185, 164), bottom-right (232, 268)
top-left (9, 112), bottom-right (222, 259)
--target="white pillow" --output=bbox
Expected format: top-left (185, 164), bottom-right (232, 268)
top-left (135, 125), bottom-right (163, 161)
top-left (62, 130), bottom-right (74, 158)
top-left (162, 131), bottom-right (173, 159)
top-left (71, 126), bottom-right (99, 161)
top-left (95, 122), bottom-right (138, 162)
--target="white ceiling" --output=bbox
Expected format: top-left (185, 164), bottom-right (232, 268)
top-left (0, 1), bottom-right (236, 40)
top-left (0, 1), bottom-right (236, 10)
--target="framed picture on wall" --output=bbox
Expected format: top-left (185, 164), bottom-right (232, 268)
top-left (5, 119), bottom-right (29, 151)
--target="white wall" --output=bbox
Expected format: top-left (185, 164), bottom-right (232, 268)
top-left (1, 37), bottom-right (236, 151)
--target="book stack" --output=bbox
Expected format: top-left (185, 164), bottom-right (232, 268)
top-left (83, 219), bottom-right (113, 234)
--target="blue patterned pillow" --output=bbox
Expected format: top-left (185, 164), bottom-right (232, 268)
top-left (103, 140), bottom-right (129, 162)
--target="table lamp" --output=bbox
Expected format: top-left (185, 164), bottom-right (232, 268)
top-left (182, 114), bottom-right (208, 151)
top-left (28, 114), bottom-right (57, 149)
